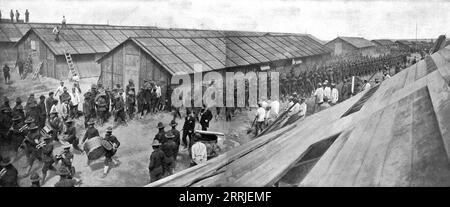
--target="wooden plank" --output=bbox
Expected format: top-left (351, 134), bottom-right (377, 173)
top-left (414, 59), bottom-right (427, 80)
top-left (378, 92), bottom-right (414, 186)
top-left (404, 62), bottom-right (417, 87)
top-left (410, 86), bottom-right (450, 186)
top-left (434, 50), bottom-right (450, 84)
top-left (352, 103), bottom-right (397, 186)
top-left (331, 109), bottom-right (384, 186)
top-left (299, 129), bottom-right (352, 186)
top-left (426, 70), bottom-right (450, 171)
top-left (316, 110), bottom-right (383, 186)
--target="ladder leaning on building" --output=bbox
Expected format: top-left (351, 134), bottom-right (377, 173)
top-left (64, 52), bottom-right (79, 81)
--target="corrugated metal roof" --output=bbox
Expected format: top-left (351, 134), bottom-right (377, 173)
top-left (121, 35), bottom-right (331, 75)
top-left (336, 37), bottom-right (376, 49)
top-left (371, 39), bottom-right (395, 46)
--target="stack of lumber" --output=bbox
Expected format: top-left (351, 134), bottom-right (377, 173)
top-left (147, 45), bottom-right (450, 187)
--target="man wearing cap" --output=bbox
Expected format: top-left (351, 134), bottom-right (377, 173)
top-left (102, 127), bottom-right (120, 178)
top-left (82, 119), bottom-right (99, 143)
top-left (30, 172), bottom-right (41, 187)
top-left (56, 143), bottom-right (75, 178)
top-left (8, 115), bottom-right (26, 150)
top-left (54, 166), bottom-right (80, 187)
top-left (40, 135), bottom-right (57, 184)
top-left (13, 97), bottom-right (25, 121)
top-left (25, 94), bottom-right (36, 116)
top-left (154, 122), bottom-right (167, 144)
top-left (63, 119), bottom-right (82, 151)
top-left (95, 92), bottom-right (108, 126)
top-left (161, 131), bottom-right (178, 176)
top-left (46, 92), bottom-right (55, 117)
top-left (27, 101), bottom-right (40, 128)
top-left (199, 104), bottom-right (213, 131)
top-left (0, 157), bottom-right (19, 187)
top-left (190, 133), bottom-right (207, 167)
top-left (148, 139), bottom-right (165, 183)
top-left (182, 110), bottom-right (195, 149)
top-left (21, 123), bottom-right (40, 175)
top-left (89, 84), bottom-right (99, 118)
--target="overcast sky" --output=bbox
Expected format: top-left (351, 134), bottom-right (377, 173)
top-left (1, 0), bottom-right (448, 40)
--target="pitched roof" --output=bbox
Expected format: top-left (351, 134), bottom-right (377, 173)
top-left (147, 45), bottom-right (450, 187)
top-left (100, 35), bottom-right (331, 75)
top-left (0, 22), bottom-right (157, 42)
top-left (371, 39), bottom-right (395, 46)
top-left (337, 37), bottom-right (376, 48)
top-left (395, 40), bottom-right (413, 46)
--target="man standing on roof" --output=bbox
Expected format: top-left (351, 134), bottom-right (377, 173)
top-left (10, 10), bottom-right (13, 22)
top-left (53, 26), bottom-right (60, 41)
top-left (15, 10), bottom-right (20, 22)
top-left (62, 16), bottom-right (66, 28)
top-left (25, 9), bottom-right (29, 23)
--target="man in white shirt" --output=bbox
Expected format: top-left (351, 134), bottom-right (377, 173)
top-left (298, 97), bottom-right (307, 117)
top-left (255, 103), bottom-right (266, 136)
top-left (270, 98), bottom-right (280, 117)
top-left (323, 82), bottom-right (331, 101)
top-left (190, 134), bottom-right (207, 166)
top-left (287, 97), bottom-right (300, 116)
top-left (331, 83), bottom-right (339, 105)
top-left (314, 83), bottom-right (324, 111)
top-left (70, 87), bottom-right (80, 118)
top-left (55, 81), bottom-right (65, 101)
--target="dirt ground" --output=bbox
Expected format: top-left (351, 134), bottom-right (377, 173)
top-left (1, 66), bottom-right (259, 187)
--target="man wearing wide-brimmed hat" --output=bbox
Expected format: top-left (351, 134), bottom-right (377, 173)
top-left (113, 93), bottom-right (126, 126)
top-left (82, 119), bottom-right (99, 143)
top-left (169, 120), bottom-right (181, 157)
top-left (0, 105), bottom-right (13, 144)
top-left (54, 166), bottom-right (80, 187)
top-left (102, 127), bottom-right (120, 178)
top-left (63, 119), bottom-right (82, 152)
top-left (0, 156), bottom-right (19, 187)
top-left (13, 97), bottom-right (25, 121)
top-left (161, 131), bottom-right (178, 176)
top-left (154, 122), bottom-right (167, 144)
top-left (56, 142), bottom-right (75, 179)
top-left (29, 172), bottom-right (41, 187)
top-left (148, 139), bottom-right (165, 183)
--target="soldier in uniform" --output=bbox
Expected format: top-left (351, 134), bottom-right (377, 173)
top-left (161, 131), bottom-right (178, 176)
top-left (22, 123), bottom-right (41, 175)
top-left (0, 157), bottom-right (19, 187)
top-left (0, 106), bottom-right (13, 145)
top-left (45, 92), bottom-right (55, 117)
top-left (199, 105), bottom-right (213, 131)
top-left (89, 84), bottom-right (98, 118)
top-left (114, 94), bottom-right (126, 126)
top-left (83, 92), bottom-right (93, 128)
top-left (27, 102), bottom-right (40, 128)
top-left (56, 143), bottom-right (75, 178)
top-left (182, 110), bottom-right (195, 150)
top-left (40, 135), bottom-right (57, 184)
top-left (13, 97), bottom-right (25, 121)
top-left (126, 89), bottom-right (136, 120)
top-left (82, 119), bottom-right (99, 143)
top-left (169, 120), bottom-right (181, 160)
top-left (63, 119), bottom-right (82, 151)
top-left (148, 139), bottom-right (165, 183)
top-left (137, 87), bottom-right (146, 119)
top-left (30, 172), bottom-right (41, 187)
top-left (54, 166), bottom-right (81, 187)
top-left (154, 122), bottom-right (166, 144)
top-left (48, 109), bottom-right (62, 141)
top-left (8, 115), bottom-right (26, 152)
top-left (102, 127), bottom-right (120, 178)
top-left (95, 91), bottom-right (108, 126)
top-left (38, 95), bottom-right (46, 129)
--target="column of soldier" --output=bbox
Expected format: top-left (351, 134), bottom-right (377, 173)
top-left (280, 52), bottom-right (409, 104)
